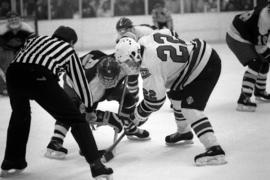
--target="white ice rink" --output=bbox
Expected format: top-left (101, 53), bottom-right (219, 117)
top-left (0, 43), bottom-right (270, 180)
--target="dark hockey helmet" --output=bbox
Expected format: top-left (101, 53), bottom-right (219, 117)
top-left (52, 26), bottom-right (78, 45)
top-left (116, 17), bottom-right (133, 32)
top-left (97, 55), bottom-right (121, 89)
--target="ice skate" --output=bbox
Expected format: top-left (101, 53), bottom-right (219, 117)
top-left (254, 90), bottom-right (270, 102)
top-left (0, 168), bottom-right (25, 177)
top-left (125, 127), bottom-right (150, 141)
top-left (90, 159), bottom-right (113, 180)
top-left (194, 145), bottom-right (227, 166)
top-left (236, 93), bottom-right (256, 112)
top-left (165, 131), bottom-right (194, 146)
top-left (0, 159), bottom-right (27, 177)
top-left (45, 140), bottom-right (68, 159)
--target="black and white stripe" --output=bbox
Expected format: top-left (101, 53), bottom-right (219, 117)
top-left (191, 117), bottom-right (214, 137)
top-left (136, 96), bottom-right (166, 119)
top-left (12, 35), bottom-right (93, 108)
top-left (171, 39), bottom-right (212, 91)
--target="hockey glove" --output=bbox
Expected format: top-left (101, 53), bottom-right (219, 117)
top-left (85, 111), bottom-right (97, 123)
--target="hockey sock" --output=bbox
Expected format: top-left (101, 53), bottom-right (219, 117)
top-left (255, 72), bottom-right (267, 92)
top-left (51, 121), bottom-right (70, 144)
top-left (170, 99), bottom-right (191, 133)
top-left (241, 68), bottom-right (257, 96)
top-left (191, 117), bottom-right (218, 148)
top-left (174, 108), bottom-right (191, 133)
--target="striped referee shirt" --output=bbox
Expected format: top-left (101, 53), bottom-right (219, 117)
top-left (12, 35), bottom-right (93, 109)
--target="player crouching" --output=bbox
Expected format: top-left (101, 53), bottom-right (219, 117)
top-left (115, 32), bottom-right (227, 166)
top-left (45, 51), bottom-right (150, 160)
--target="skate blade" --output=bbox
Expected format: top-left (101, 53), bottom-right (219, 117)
top-left (236, 104), bottom-right (256, 112)
top-left (195, 155), bottom-right (227, 166)
top-left (166, 140), bottom-right (194, 146)
top-left (95, 174), bottom-right (113, 180)
top-left (255, 97), bottom-right (270, 102)
top-left (0, 169), bottom-right (24, 177)
top-left (44, 149), bottom-right (66, 160)
top-left (126, 135), bottom-right (151, 141)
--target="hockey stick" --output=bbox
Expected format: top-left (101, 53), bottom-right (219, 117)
top-left (101, 77), bottom-right (128, 162)
top-left (101, 132), bottom-right (126, 162)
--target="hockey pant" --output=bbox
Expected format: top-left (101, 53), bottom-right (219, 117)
top-left (169, 49), bottom-right (221, 148)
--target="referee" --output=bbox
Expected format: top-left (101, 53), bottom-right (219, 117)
top-left (0, 26), bottom-right (113, 179)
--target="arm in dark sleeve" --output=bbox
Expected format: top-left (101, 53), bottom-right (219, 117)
top-left (127, 74), bottom-right (139, 102)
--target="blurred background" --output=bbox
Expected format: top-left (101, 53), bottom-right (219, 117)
top-left (0, 0), bottom-right (268, 50)
top-left (1, 0), bottom-right (266, 19)
top-left (0, 0), bottom-right (266, 20)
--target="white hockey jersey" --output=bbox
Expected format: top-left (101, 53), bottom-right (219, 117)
top-left (138, 29), bottom-right (212, 104)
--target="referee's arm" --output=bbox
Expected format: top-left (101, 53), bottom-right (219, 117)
top-left (67, 52), bottom-right (93, 111)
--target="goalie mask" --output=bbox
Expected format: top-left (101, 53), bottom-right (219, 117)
top-left (115, 37), bottom-right (141, 75)
top-left (97, 56), bottom-right (121, 89)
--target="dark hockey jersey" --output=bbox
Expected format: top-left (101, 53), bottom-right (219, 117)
top-left (0, 22), bottom-right (34, 52)
top-left (64, 50), bottom-right (139, 112)
top-left (232, 6), bottom-right (270, 46)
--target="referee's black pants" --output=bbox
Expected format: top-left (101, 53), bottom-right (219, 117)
top-left (2, 63), bottom-right (99, 166)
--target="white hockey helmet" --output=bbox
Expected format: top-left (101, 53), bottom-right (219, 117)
top-left (115, 37), bottom-right (141, 75)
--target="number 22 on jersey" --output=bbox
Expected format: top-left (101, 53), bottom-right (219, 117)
top-left (153, 33), bottom-right (189, 63)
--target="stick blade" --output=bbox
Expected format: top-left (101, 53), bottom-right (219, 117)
top-left (101, 151), bottom-right (114, 163)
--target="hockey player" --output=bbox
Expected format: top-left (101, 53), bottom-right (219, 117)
top-left (114, 29), bottom-right (227, 166)
top-left (151, 3), bottom-right (174, 30)
top-left (115, 17), bottom-right (156, 42)
top-left (0, 11), bottom-right (34, 96)
top-left (0, 26), bottom-right (113, 179)
top-left (226, 1), bottom-right (270, 112)
top-left (115, 17), bottom-right (157, 111)
top-left (116, 17), bottom-right (185, 145)
top-left (115, 17), bottom-right (157, 104)
top-left (45, 50), bottom-right (150, 159)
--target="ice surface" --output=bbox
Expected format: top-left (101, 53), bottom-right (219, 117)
top-left (0, 44), bottom-right (270, 180)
